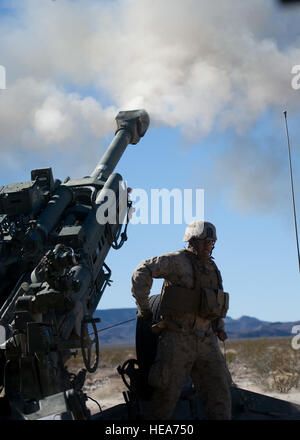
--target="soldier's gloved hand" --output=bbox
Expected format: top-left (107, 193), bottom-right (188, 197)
top-left (217, 331), bottom-right (228, 342)
top-left (137, 309), bottom-right (153, 324)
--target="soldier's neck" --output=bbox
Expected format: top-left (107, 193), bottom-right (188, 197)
top-left (186, 245), bottom-right (210, 261)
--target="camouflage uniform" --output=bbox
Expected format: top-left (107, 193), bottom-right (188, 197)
top-left (131, 247), bottom-right (232, 420)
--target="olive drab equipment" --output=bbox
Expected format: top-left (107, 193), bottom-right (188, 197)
top-left (0, 110), bottom-right (150, 420)
top-left (159, 249), bottom-right (229, 320)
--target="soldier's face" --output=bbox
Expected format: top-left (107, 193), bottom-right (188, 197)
top-left (195, 239), bottom-right (215, 258)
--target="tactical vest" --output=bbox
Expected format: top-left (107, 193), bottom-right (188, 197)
top-left (160, 249), bottom-right (229, 320)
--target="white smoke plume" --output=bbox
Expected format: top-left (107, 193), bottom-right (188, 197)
top-left (0, 0), bottom-right (299, 209)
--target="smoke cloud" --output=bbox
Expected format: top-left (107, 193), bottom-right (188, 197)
top-left (0, 0), bottom-right (299, 210)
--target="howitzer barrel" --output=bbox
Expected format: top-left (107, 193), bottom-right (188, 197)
top-left (91, 109), bottom-right (149, 180)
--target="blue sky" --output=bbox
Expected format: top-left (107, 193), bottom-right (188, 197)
top-left (100, 115), bottom-right (300, 322)
top-left (0, 0), bottom-right (300, 322)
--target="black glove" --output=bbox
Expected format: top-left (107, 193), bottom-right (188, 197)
top-left (137, 309), bottom-right (153, 324)
top-left (217, 331), bottom-right (228, 342)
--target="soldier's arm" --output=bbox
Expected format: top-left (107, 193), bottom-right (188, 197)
top-left (131, 254), bottom-right (174, 315)
top-left (211, 262), bottom-right (228, 339)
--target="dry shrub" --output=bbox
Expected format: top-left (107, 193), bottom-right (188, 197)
top-left (220, 348), bottom-right (237, 364)
top-left (67, 338), bottom-right (300, 394)
top-left (225, 337), bottom-right (300, 393)
top-left (269, 372), bottom-right (299, 393)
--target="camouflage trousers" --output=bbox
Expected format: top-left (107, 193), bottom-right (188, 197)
top-left (146, 330), bottom-right (232, 420)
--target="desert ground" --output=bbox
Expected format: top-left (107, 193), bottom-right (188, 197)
top-left (67, 337), bottom-right (300, 417)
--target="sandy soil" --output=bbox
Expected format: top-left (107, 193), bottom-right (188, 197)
top-left (83, 367), bottom-right (128, 415)
top-left (230, 360), bottom-right (300, 406)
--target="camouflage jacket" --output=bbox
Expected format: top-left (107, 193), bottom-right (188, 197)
top-left (131, 248), bottom-right (225, 334)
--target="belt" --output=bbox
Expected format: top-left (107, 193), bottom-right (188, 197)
top-left (152, 320), bottom-right (213, 338)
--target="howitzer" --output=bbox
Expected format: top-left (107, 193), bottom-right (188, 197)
top-left (0, 109), bottom-right (149, 420)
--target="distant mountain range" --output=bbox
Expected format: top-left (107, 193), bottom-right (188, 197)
top-left (93, 308), bottom-right (300, 346)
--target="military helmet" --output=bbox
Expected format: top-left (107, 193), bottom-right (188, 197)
top-left (183, 220), bottom-right (217, 242)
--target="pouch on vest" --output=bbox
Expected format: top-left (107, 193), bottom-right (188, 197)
top-left (199, 288), bottom-right (229, 319)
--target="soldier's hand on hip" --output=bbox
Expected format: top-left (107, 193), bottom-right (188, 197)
top-left (217, 331), bottom-right (228, 342)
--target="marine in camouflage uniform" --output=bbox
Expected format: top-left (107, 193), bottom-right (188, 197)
top-left (131, 221), bottom-right (232, 420)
